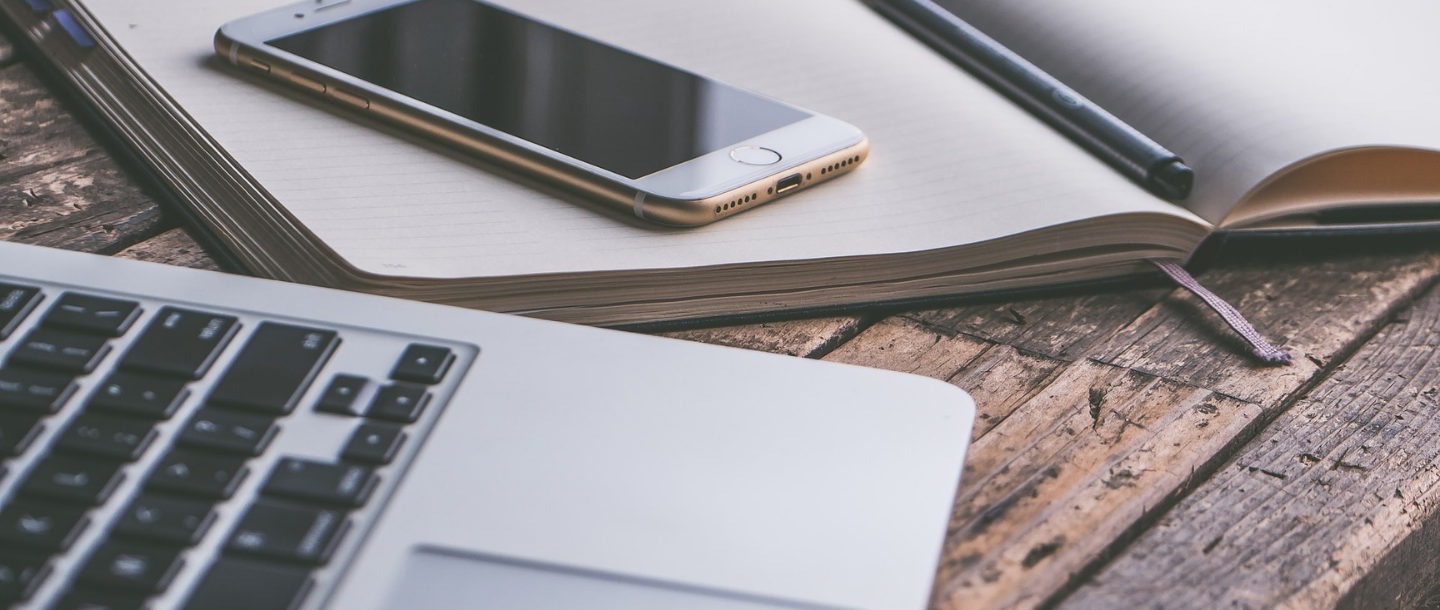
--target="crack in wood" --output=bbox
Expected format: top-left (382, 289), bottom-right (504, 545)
top-left (1060, 274), bottom-right (1440, 610)
top-left (1202, 535), bottom-right (1222, 555)
top-left (1023, 537), bottom-right (1067, 569)
top-left (1332, 460), bottom-right (1370, 473)
top-left (0, 148), bottom-right (100, 184)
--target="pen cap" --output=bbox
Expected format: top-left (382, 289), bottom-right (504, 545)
top-left (1147, 159), bottom-right (1194, 201)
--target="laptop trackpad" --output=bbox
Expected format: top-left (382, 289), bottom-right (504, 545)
top-left (380, 547), bottom-right (836, 610)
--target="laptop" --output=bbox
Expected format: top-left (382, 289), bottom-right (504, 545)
top-left (0, 241), bottom-right (974, 610)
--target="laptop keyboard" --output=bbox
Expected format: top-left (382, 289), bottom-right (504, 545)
top-left (0, 280), bottom-right (475, 610)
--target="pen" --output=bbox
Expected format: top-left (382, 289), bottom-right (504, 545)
top-left (862, 0), bottom-right (1194, 201)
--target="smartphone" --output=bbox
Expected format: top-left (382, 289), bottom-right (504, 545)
top-left (215, 0), bottom-right (869, 226)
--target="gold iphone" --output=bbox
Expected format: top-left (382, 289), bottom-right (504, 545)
top-left (216, 0), bottom-right (869, 226)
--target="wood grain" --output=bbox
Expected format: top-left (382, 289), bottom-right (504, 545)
top-left (1, 154), bottom-right (165, 253)
top-left (905, 287), bottom-right (1171, 362)
top-left (824, 318), bottom-right (1064, 440)
top-left (823, 246), bottom-right (1440, 610)
top-left (1062, 280), bottom-right (1440, 610)
top-left (1, 63), bottom-right (103, 181)
top-left (0, 62), bottom-right (167, 253)
top-left (660, 316), bottom-right (866, 358)
top-left (1092, 250), bottom-right (1440, 405)
top-left (115, 227), bottom-right (220, 271)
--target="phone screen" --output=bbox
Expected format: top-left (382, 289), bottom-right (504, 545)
top-left (269, 0), bottom-right (811, 179)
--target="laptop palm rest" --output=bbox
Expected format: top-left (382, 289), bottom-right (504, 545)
top-left (380, 547), bottom-right (848, 610)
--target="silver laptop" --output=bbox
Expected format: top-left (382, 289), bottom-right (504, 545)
top-left (0, 241), bottom-right (974, 610)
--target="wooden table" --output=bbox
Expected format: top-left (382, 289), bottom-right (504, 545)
top-left (6, 32), bottom-right (1440, 610)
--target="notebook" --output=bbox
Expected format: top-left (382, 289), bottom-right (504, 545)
top-left (4, 0), bottom-right (1437, 326)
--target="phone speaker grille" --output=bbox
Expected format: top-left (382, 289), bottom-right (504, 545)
top-left (717, 192), bottom-right (761, 215)
top-left (819, 155), bottom-right (862, 176)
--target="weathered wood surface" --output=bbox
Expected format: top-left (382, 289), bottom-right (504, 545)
top-left (1, 60), bottom-right (166, 253)
top-left (825, 246), bottom-right (1440, 609)
top-left (661, 316), bottom-right (867, 358)
top-left (1064, 272), bottom-right (1440, 610)
top-left (115, 227), bottom-right (220, 270)
top-left (7, 43), bottom-right (1440, 610)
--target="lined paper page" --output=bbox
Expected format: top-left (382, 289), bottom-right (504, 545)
top-left (83, 0), bottom-right (1199, 280)
top-left (941, 0), bottom-right (1440, 225)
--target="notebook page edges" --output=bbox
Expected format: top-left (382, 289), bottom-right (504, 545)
top-left (939, 0), bottom-right (1440, 227)
top-left (82, 0), bottom-right (1204, 280)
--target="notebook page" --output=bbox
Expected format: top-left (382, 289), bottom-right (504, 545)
top-left (941, 0), bottom-right (1440, 225)
top-left (83, 0), bottom-right (1201, 280)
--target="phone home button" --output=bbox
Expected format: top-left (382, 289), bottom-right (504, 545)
top-left (729, 146), bottom-right (782, 166)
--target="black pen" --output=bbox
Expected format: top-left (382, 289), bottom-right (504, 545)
top-left (862, 0), bottom-right (1194, 201)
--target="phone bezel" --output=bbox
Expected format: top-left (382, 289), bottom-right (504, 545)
top-left (218, 0), bottom-right (866, 202)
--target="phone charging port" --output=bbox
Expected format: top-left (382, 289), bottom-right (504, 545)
top-left (776, 174), bottom-right (804, 194)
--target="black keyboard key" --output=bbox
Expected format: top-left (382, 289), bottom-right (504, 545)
top-left (390, 344), bottom-right (454, 384)
top-left (0, 283), bottom-right (43, 340)
top-left (341, 423), bottom-right (406, 465)
top-left (146, 450), bottom-right (249, 500)
top-left (208, 323), bottom-right (339, 415)
top-left (114, 494), bottom-right (216, 546)
top-left (365, 383), bottom-right (430, 423)
top-left (314, 374), bottom-right (370, 416)
top-left (88, 371), bottom-right (190, 419)
top-left (0, 366), bottom-right (77, 413)
top-left (77, 541), bottom-right (183, 594)
top-left (120, 307), bottom-right (239, 379)
top-left (19, 455), bottom-right (124, 505)
top-left (226, 501), bottom-right (349, 564)
top-left (0, 500), bottom-right (89, 552)
top-left (53, 590), bottom-right (150, 610)
top-left (177, 408), bottom-right (277, 456)
top-left (0, 551), bottom-right (50, 604)
top-left (56, 412), bottom-right (157, 461)
top-left (42, 292), bottom-right (140, 337)
top-left (183, 558), bottom-right (312, 610)
top-left (9, 328), bottom-right (111, 373)
top-left (0, 412), bottom-right (44, 456)
top-left (262, 458), bottom-right (378, 507)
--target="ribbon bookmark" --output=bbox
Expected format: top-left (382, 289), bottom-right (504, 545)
top-left (1150, 260), bottom-right (1293, 366)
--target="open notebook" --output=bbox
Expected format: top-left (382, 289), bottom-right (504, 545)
top-left (937, 0), bottom-right (1440, 233)
top-left (3, 0), bottom-right (1437, 326)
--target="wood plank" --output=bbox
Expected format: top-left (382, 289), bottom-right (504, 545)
top-left (939, 362), bottom-right (1258, 610)
top-left (946, 346), bottom-right (1065, 440)
top-left (1060, 279), bottom-right (1440, 610)
top-left (1339, 507), bottom-right (1440, 610)
top-left (1093, 249), bottom-right (1440, 405)
top-left (660, 317), bottom-right (866, 358)
top-left (0, 62), bottom-right (168, 253)
top-left (115, 227), bottom-right (220, 271)
top-left (904, 287), bottom-right (1170, 362)
top-left (820, 247), bottom-right (1440, 610)
top-left (0, 63), bottom-right (105, 181)
top-left (824, 318), bottom-right (1063, 440)
top-left (1, 154), bottom-right (165, 253)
